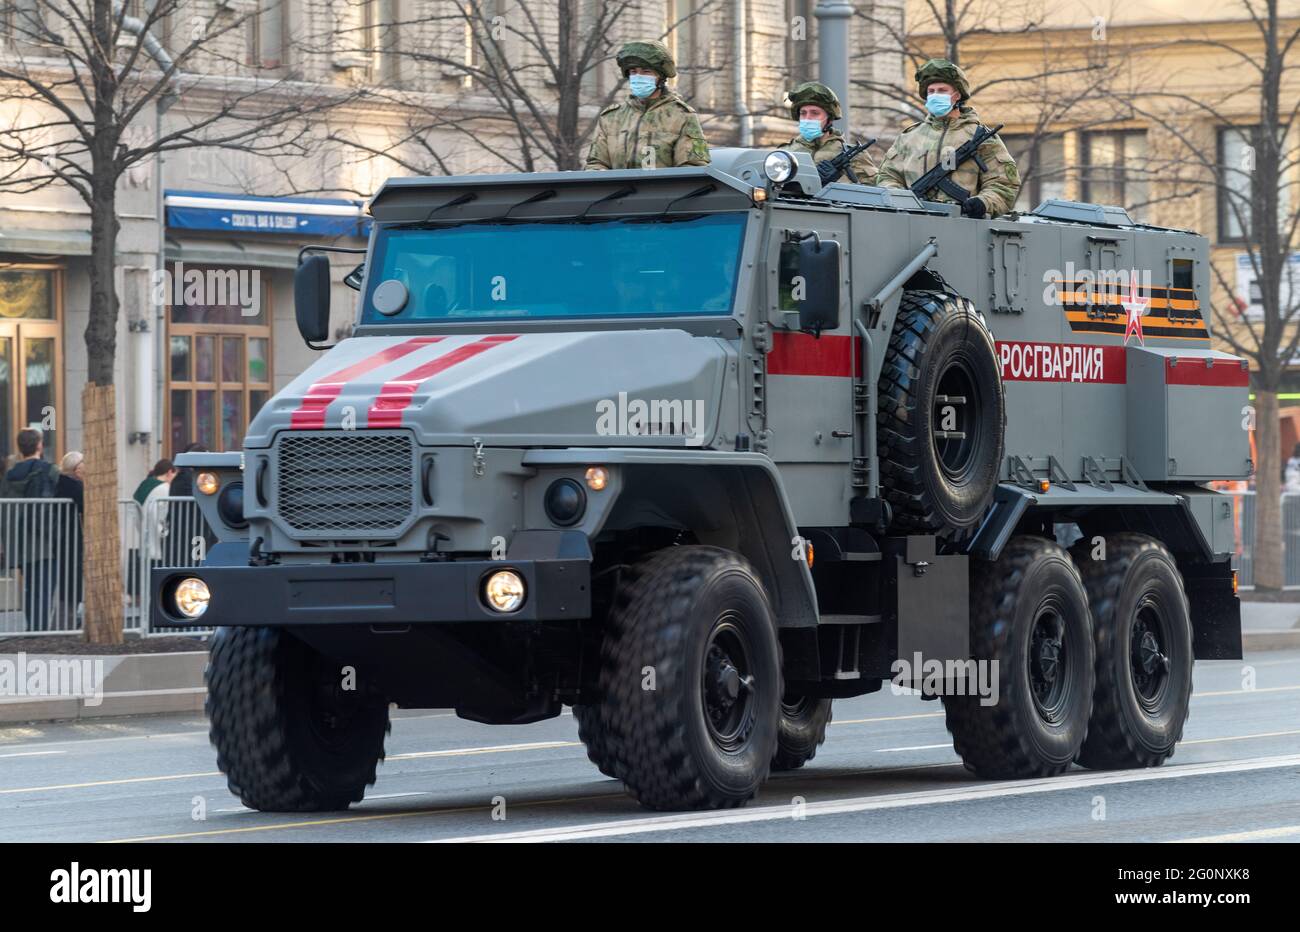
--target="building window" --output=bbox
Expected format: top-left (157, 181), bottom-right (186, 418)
top-left (165, 265), bottom-right (271, 456)
top-left (1081, 129), bottom-right (1148, 220)
top-left (0, 266), bottom-right (64, 465)
top-left (1218, 125), bottom-right (1291, 244)
top-left (249, 0), bottom-right (285, 70)
top-left (1004, 134), bottom-right (1066, 212)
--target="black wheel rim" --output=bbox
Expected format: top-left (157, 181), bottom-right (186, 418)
top-left (1028, 598), bottom-right (1074, 723)
top-left (307, 657), bottom-right (366, 751)
top-left (1131, 598), bottom-right (1171, 711)
top-left (702, 614), bottom-right (757, 753)
top-left (933, 357), bottom-right (980, 483)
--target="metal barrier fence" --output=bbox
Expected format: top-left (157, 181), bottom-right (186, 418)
top-left (1226, 491), bottom-right (1300, 590)
top-left (1, 495), bottom-right (211, 637)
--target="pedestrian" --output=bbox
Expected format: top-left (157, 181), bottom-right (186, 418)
top-left (53, 451), bottom-right (85, 627)
top-left (0, 429), bottom-right (61, 631)
top-left (780, 82), bottom-right (876, 183)
top-left (875, 59), bottom-right (1021, 218)
top-left (129, 458), bottom-right (177, 598)
top-left (1284, 442), bottom-right (1300, 494)
top-left (585, 40), bottom-right (710, 170)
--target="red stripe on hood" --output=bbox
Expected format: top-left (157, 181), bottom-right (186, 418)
top-left (291, 337), bottom-right (445, 429)
top-left (367, 335), bottom-right (519, 429)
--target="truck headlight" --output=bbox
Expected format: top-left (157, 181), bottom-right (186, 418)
top-left (173, 577), bottom-right (211, 619)
top-left (763, 150), bottom-right (796, 184)
top-left (544, 478), bottom-right (586, 526)
top-left (217, 482), bottom-right (247, 529)
top-left (196, 472), bottom-right (220, 495)
top-left (483, 570), bottom-right (525, 613)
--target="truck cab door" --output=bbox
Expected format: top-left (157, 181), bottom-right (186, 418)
top-left (760, 216), bottom-right (855, 526)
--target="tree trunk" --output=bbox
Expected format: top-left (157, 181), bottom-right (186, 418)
top-left (82, 383), bottom-right (124, 643)
top-left (1253, 387), bottom-right (1284, 590)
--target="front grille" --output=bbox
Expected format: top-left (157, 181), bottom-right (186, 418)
top-left (275, 432), bottom-right (415, 535)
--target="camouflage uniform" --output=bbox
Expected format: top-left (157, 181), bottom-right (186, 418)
top-left (875, 60), bottom-right (1021, 217)
top-left (585, 40), bottom-right (710, 170)
top-left (780, 81), bottom-right (876, 183)
top-left (782, 129), bottom-right (876, 184)
top-left (585, 92), bottom-right (711, 170)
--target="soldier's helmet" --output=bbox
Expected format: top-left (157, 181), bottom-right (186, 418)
top-left (786, 82), bottom-right (842, 122)
top-left (914, 58), bottom-right (971, 102)
top-left (616, 40), bottom-right (677, 79)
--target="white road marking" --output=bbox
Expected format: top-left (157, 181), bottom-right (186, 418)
top-left (429, 753), bottom-right (1300, 843)
top-left (389, 740), bottom-right (580, 761)
top-left (873, 743), bottom-right (954, 753)
top-left (0, 750), bottom-right (65, 758)
top-left (1171, 824), bottom-right (1300, 843)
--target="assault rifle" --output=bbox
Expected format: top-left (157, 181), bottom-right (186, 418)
top-left (817, 137), bottom-right (878, 185)
top-left (908, 123), bottom-right (1005, 203)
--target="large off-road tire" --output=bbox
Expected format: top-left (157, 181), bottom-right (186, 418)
top-left (206, 627), bottom-right (390, 812)
top-left (573, 703), bottom-right (622, 779)
top-left (878, 290), bottom-right (1005, 541)
top-left (1071, 534), bottom-right (1193, 770)
top-left (943, 536), bottom-right (1095, 778)
top-left (772, 695), bottom-right (833, 771)
top-left (595, 546), bottom-right (781, 810)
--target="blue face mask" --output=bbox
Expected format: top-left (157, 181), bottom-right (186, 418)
top-left (628, 74), bottom-right (658, 99)
top-left (798, 119), bottom-right (824, 142)
top-left (926, 92), bottom-right (954, 118)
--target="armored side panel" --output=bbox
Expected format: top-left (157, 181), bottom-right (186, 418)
top-left (1127, 348), bottom-right (1253, 481)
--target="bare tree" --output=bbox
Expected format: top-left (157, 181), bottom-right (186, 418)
top-left (1106, 0), bottom-right (1300, 589)
top-left (320, 0), bottom-right (725, 181)
top-left (0, 0), bottom-right (358, 642)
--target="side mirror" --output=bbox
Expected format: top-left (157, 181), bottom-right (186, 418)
top-left (797, 237), bottom-right (841, 336)
top-left (294, 255), bottom-right (331, 345)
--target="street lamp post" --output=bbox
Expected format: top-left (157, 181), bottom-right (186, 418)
top-left (814, 0), bottom-right (855, 140)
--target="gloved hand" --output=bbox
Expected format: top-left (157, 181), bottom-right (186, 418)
top-left (960, 196), bottom-right (987, 219)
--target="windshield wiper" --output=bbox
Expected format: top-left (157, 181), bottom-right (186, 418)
top-left (495, 188), bottom-right (557, 221)
top-left (577, 185), bottom-right (637, 221)
top-left (424, 192), bottom-right (477, 222)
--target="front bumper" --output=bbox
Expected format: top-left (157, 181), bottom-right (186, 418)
top-left (150, 555), bottom-right (591, 628)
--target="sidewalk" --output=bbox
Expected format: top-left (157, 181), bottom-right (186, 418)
top-left (1241, 601), bottom-right (1300, 652)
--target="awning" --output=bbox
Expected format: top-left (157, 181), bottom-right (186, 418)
top-left (163, 237), bottom-right (305, 270)
top-left (164, 189), bottom-right (370, 238)
top-left (0, 227), bottom-right (93, 256)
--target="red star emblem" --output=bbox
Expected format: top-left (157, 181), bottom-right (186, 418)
top-left (1121, 270), bottom-right (1149, 346)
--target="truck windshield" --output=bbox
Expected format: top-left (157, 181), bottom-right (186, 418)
top-left (360, 212), bottom-right (746, 324)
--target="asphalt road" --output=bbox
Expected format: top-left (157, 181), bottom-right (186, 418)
top-left (2, 649), bottom-right (1298, 843)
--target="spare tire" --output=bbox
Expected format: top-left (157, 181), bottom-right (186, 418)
top-left (877, 290), bottom-right (1004, 541)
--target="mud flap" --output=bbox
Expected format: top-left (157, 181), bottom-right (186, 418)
top-left (890, 536), bottom-right (970, 693)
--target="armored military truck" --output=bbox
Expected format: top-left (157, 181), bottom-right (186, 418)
top-left (153, 148), bottom-right (1247, 812)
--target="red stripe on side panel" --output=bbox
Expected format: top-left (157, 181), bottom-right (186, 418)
top-left (291, 337), bottom-right (445, 429)
top-left (367, 335), bottom-right (519, 428)
top-left (1165, 357), bottom-right (1250, 387)
top-left (767, 332), bottom-right (857, 377)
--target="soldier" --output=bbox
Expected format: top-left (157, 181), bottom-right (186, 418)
top-left (585, 40), bottom-right (711, 171)
top-left (780, 82), bottom-right (875, 183)
top-left (875, 59), bottom-right (1020, 218)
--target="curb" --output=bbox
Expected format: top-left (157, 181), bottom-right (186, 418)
top-left (1243, 629), bottom-right (1300, 652)
top-left (0, 651), bottom-right (206, 724)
